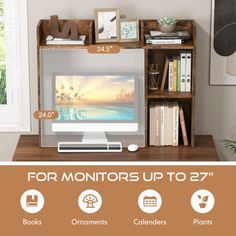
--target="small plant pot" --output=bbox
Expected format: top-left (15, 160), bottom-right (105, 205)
top-left (159, 23), bottom-right (176, 33)
top-left (199, 203), bottom-right (207, 209)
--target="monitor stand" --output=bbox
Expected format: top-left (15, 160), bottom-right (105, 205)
top-left (82, 132), bottom-right (108, 143)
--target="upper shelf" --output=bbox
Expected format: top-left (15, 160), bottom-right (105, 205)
top-left (143, 41), bottom-right (195, 50)
top-left (38, 42), bottom-right (144, 50)
top-left (37, 19), bottom-right (196, 50)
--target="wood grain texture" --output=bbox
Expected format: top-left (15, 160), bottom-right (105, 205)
top-left (13, 135), bottom-right (219, 162)
top-left (37, 19), bottom-right (94, 46)
top-left (147, 91), bottom-right (193, 99)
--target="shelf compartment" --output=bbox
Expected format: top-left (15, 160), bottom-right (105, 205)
top-left (147, 100), bottom-right (193, 147)
top-left (37, 19), bottom-right (94, 46)
top-left (141, 19), bottom-right (196, 48)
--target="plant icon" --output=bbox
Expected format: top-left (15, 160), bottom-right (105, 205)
top-left (198, 195), bottom-right (209, 208)
top-left (83, 194), bottom-right (98, 208)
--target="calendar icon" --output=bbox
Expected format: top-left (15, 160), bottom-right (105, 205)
top-left (138, 190), bottom-right (162, 213)
top-left (143, 196), bottom-right (157, 207)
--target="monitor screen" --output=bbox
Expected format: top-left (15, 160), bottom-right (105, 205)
top-left (54, 75), bottom-right (136, 122)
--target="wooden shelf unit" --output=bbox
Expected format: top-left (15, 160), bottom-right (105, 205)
top-left (143, 20), bottom-right (196, 147)
top-left (37, 19), bottom-right (197, 149)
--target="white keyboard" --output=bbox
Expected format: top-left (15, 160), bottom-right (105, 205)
top-left (58, 142), bottom-right (122, 153)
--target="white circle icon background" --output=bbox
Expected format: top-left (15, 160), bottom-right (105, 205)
top-left (78, 189), bottom-right (102, 214)
top-left (20, 189), bottom-right (44, 214)
top-left (191, 189), bottom-right (215, 214)
top-left (138, 189), bottom-right (162, 214)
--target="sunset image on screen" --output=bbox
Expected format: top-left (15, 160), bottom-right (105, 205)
top-left (55, 75), bottom-right (135, 121)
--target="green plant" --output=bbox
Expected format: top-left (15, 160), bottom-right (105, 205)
top-left (224, 140), bottom-right (236, 154)
top-left (0, 0), bottom-right (6, 105)
top-left (0, 67), bottom-right (6, 104)
top-left (198, 195), bottom-right (208, 204)
top-left (158, 16), bottom-right (177, 25)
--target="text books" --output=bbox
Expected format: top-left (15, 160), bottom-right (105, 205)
top-left (161, 52), bottom-right (192, 92)
top-left (149, 102), bottom-right (189, 146)
top-left (145, 31), bottom-right (190, 45)
top-left (46, 35), bottom-right (86, 45)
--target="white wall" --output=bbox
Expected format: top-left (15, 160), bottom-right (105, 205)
top-left (0, 0), bottom-right (235, 161)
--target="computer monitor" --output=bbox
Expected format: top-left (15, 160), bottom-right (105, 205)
top-left (52, 74), bottom-right (138, 142)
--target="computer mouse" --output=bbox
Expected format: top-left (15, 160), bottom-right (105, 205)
top-left (128, 144), bottom-right (139, 152)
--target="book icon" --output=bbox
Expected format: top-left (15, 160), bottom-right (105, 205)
top-left (26, 195), bottom-right (38, 207)
top-left (21, 190), bottom-right (44, 214)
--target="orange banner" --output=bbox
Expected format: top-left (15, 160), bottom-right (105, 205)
top-left (0, 165), bottom-right (235, 236)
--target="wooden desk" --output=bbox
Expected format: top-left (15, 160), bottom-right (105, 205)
top-left (13, 135), bottom-right (219, 161)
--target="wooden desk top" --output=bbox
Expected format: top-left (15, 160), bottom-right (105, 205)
top-left (13, 135), bottom-right (219, 162)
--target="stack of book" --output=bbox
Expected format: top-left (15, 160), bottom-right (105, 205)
top-left (160, 52), bottom-right (192, 92)
top-left (149, 102), bottom-right (189, 146)
top-left (145, 31), bottom-right (190, 45)
top-left (46, 35), bottom-right (86, 45)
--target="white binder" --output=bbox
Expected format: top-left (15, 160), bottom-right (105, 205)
top-left (180, 52), bottom-right (186, 92)
top-left (185, 52), bottom-right (192, 92)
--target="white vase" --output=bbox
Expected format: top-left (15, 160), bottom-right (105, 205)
top-left (159, 23), bottom-right (176, 33)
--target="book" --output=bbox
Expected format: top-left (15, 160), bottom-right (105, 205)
top-left (173, 58), bottom-right (178, 92)
top-left (145, 34), bottom-right (182, 45)
top-left (149, 104), bottom-right (155, 146)
top-left (179, 106), bottom-right (189, 146)
top-left (46, 35), bottom-right (86, 45)
top-left (155, 105), bottom-right (161, 146)
top-left (166, 104), bottom-right (174, 146)
top-left (160, 57), bottom-right (169, 91)
top-left (150, 31), bottom-right (190, 41)
top-left (160, 105), bottom-right (165, 146)
top-left (177, 58), bottom-right (181, 92)
top-left (172, 104), bottom-right (179, 146)
top-left (164, 104), bottom-right (169, 145)
top-left (180, 52), bottom-right (187, 92)
top-left (150, 103), bottom-right (161, 146)
top-left (149, 102), bottom-right (180, 147)
top-left (185, 52), bottom-right (192, 92)
top-left (168, 58), bottom-right (174, 91)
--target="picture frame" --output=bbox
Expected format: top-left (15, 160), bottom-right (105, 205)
top-left (95, 8), bottom-right (120, 43)
top-left (119, 19), bottom-right (139, 42)
top-left (210, 0), bottom-right (236, 85)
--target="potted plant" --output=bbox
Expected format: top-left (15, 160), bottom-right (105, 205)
top-left (224, 140), bottom-right (236, 154)
top-left (198, 195), bottom-right (209, 208)
top-left (158, 16), bottom-right (177, 33)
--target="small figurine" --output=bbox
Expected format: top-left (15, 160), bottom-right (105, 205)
top-left (50, 15), bottom-right (78, 40)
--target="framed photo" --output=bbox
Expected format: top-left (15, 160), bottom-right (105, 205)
top-left (95, 8), bottom-right (120, 43)
top-left (210, 0), bottom-right (236, 85)
top-left (119, 19), bottom-right (139, 42)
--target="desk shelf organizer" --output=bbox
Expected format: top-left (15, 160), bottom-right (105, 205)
top-left (37, 18), bottom-right (196, 149)
top-left (37, 19), bottom-right (146, 148)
